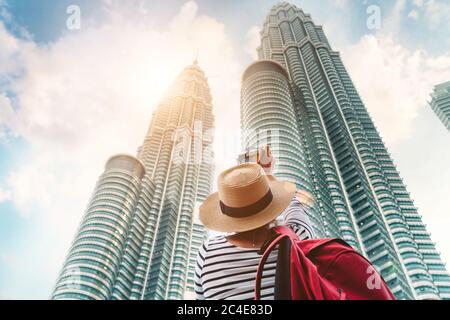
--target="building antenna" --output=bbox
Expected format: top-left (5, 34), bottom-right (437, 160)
top-left (194, 49), bottom-right (199, 65)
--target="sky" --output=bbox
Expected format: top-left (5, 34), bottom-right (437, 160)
top-left (0, 0), bottom-right (449, 299)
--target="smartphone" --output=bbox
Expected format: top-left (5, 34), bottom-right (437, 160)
top-left (237, 145), bottom-right (272, 169)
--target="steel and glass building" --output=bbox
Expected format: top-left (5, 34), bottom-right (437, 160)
top-left (52, 61), bottom-right (214, 300)
top-left (241, 2), bottom-right (450, 300)
top-left (430, 81), bottom-right (450, 132)
top-left (52, 154), bottom-right (151, 300)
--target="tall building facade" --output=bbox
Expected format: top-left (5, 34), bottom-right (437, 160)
top-left (430, 81), bottom-right (450, 132)
top-left (241, 2), bottom-right (450, 300)
top-left (52, 61), bottom-right (214, 300)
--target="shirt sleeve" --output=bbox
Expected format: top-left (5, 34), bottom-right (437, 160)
top-left (194, 241), bottom-right (208, 300)
top-left (281, 197), bottom-right (316, 240)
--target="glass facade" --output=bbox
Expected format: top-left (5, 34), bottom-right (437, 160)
top-left (430, 81), bottom-right (450, 132)
top-left (52, 62), bottom-right (214, 300)
top-left (241, 2), bottom-right (450, 300)
top-left (52, 154), bottom-right (149, 300)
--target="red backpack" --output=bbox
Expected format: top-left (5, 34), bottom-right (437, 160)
top-left (255, 226), bottom-right (395, 300)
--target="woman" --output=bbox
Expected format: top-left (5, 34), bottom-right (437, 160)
top-left (195, 162), bottom-right (316, 300)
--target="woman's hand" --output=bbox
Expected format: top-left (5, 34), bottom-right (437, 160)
top-left (258, 145), bottom-right (275, 176)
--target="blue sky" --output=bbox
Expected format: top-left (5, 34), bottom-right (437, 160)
top-left (0, 0), bottom-right (449, 299)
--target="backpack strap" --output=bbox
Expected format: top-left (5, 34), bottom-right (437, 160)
top-left (255, 233), bottom-right (291, 300)
top-left (274, 236), bottom-right (292, 300)
top-left (273, 225), bottom-right (301, 240)
top-left (255, 226), bottom-right (300, 300)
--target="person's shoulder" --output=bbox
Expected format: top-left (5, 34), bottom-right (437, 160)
top-left (205, 234), bottom-right (229, 249)
top-left (207, 234), bottom-right (226, 245)
top-left (286, 193), bottom-right (301, 209)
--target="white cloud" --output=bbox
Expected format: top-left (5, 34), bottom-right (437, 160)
top-left (332, 0), bottom-right (348, 9)
top-left (379, 0), bottom-right (407, 37)
top-left (0, 93), bottom-right (14, 143)
top-left (0, 94), bottom-right (13, 119)
top-left (413, 0), bottom-right (450, 29)
top-left (0, 0), bottom-right (242, 298)
top-left (245, 26), bottom-right (261, 60)
top-left (0, 187), bottom-right (11, 203)
top-left (408, 10), bottom-right (419, 20)
top-left (0, 21), bottom-right (32, 76)
top-left (340, 34), bottom-right (450, 145)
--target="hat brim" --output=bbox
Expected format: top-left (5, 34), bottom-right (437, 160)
top-left (199, 180), bottom-right (296, 233)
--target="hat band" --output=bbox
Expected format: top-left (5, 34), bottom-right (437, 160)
top-left (219, 189), bottom-right (273, 218)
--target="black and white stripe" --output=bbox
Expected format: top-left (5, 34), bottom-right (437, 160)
top-left (195, 197), bottom-right (315, 300)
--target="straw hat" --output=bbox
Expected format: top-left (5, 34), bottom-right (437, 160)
top-left (199, 163), bottom-right (296, 233)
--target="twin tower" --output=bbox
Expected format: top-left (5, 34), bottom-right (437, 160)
top-left (52, 3), bottom-right (450, 300)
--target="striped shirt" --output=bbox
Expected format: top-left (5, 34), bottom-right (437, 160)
top-left (195, 197), bottom-right (315, 300)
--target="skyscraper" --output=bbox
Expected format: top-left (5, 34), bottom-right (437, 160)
top-left (52, 61), bottom-right (214, 300)
top-left (241, 2), bottom-right (450, 300)
top-left (430, 81), bottom-right (450, 132)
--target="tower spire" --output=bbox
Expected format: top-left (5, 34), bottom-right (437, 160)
top-left (193, 50), bottom-right (199, 65)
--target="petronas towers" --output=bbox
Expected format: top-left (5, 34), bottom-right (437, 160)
top-left (53, 2), bottom-right (450, 300)
top-left (241, 2), bottom-right (450, 299)
top-left (430, 81), bottom-right (450, 132)
top-left (52, 61), bottom-right (214, 300)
